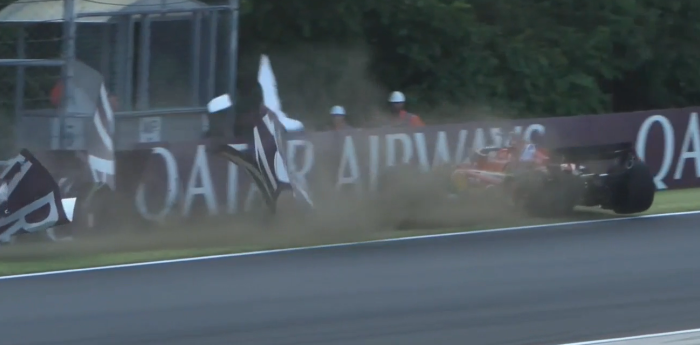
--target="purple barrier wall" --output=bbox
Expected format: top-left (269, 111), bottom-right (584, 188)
top-left (124, 107), bottom-right (700, 220)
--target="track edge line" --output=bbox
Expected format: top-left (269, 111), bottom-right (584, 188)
top-left (1, 210), bottom-right (699, 281)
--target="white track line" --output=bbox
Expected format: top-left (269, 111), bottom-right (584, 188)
top-left (558, 327), bottom-right (700, 345)
top-left (1, 210), bottom-right (699, 281)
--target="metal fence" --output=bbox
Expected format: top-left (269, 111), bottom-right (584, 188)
top-left (0, 0), bottom-right (240, 152)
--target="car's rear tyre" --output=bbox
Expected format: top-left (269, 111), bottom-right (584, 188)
top-left (610, 161), bottom-right (656, 214)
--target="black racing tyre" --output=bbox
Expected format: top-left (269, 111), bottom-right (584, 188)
top-left (610, 161), bottom-right (656, 214)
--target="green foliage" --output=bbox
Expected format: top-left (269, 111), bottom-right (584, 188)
top-left (2, 0), bottom-right (700, 123)
top-left (235, 0), bottom-right (700, 120)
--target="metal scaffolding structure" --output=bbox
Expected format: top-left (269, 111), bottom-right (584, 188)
top-left (0, 0), bottom-right (240, 151)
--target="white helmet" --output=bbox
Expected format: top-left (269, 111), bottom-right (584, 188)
top-left (330, 105), bottom-right (346, 116)
top-left (388, 91), bottom-right (406, 103)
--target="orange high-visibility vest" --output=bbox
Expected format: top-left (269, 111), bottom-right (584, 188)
top-left (396, 110), bottom-right (425, 127)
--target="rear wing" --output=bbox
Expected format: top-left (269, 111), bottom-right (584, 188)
top-left (547, 142), bottom-right (636, 163)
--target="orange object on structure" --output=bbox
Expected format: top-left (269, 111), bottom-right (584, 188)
top-left (398, 110), bottom-right (425, 127)
top-left (50, 81), bottom-right (64, 107)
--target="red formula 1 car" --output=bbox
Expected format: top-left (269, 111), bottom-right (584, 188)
top-left (449, 138), bottom-right (656, 216)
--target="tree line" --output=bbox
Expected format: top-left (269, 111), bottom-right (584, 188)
top-left (234, 0), bottom-right (700, 122)
top-left (2, 0), bottom-right (699, 124)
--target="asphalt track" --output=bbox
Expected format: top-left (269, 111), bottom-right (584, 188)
top-left (2, 214), bottom-right (700, 345)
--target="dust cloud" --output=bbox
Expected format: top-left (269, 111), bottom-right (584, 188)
top-left (236, 43), bottom-right (390, 130)
top-left (0, 46), bottom-right (592, 262)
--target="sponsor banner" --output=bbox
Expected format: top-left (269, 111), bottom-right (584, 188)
top-left (86, 82), bottom-right (116, 191)
top-left (0, 150), bottom-right (74, 243)
top-left (33, 54), bottom-right (700, 226)
top-left (123, 107), bottom-right (700, 221)
top-left (66, 60), bottom-right (117, 190)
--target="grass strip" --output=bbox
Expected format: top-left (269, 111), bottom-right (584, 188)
top-left (0, 187), bottom-right (699, 277)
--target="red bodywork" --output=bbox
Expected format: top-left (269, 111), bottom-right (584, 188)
top-left (450, 143), bottom-right (576, 191)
